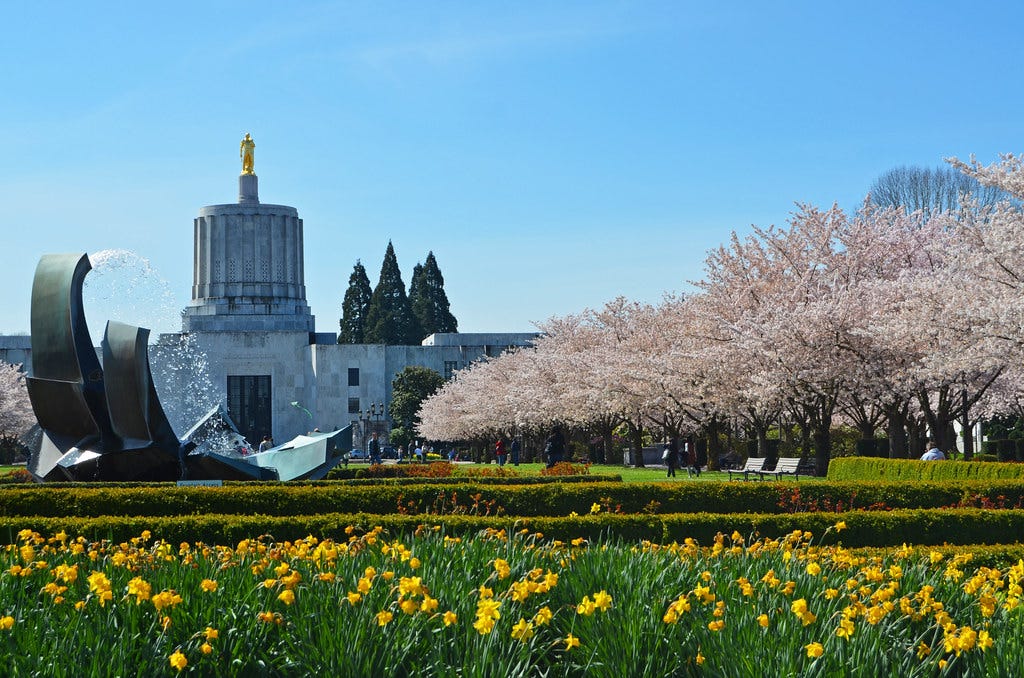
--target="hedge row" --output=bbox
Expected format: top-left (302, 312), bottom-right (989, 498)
top-left (4, 479), bottom-right (1024, 519)
top-left (0, 474), bottom-right (614, 489)
top-left (323, 474), bottom-right (622, 487)
top-left (3, 508), bottom-right (1023, 552)
top-left (827, 456), bottom-right (1024, 481)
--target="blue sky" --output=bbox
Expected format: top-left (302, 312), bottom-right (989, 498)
top-left (1, 1), bottom-right (1022, 337)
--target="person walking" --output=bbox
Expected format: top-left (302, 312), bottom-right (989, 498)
top-left (688, 438), bottom-right (703, 478)
top-left (510, 438), bottom-right (521, 466)
top-left (544, 426), bottom-right (565, 468)
top-left (495, 439), bottom-right (507, 466)
top-left (368, 432), bottom-right (382, 465)
top-left (665, 438), bottom-right (680, 478)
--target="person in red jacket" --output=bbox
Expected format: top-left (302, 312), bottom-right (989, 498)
top-left (495, 439), bottom-right (507, 466)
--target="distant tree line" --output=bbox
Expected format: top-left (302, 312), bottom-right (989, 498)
top-left (339, 242), bottom-right (458, 345)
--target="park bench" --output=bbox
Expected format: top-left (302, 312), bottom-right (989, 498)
top-left (760, 457), bottom-right (802, 481)
top-left (727, 457), bottom-right (767, 481)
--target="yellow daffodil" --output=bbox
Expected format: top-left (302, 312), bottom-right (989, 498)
top-left (534, 606), bottom-right (553, 626)
top-left (511, 618), bottom-right (534, 642)
top-left (169, 651), bottom-right (187, 671)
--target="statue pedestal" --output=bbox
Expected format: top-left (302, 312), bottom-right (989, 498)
top-left (239, 174), bottom-right (259, 204)
top-left (185, 171), bottom-right (312, 333)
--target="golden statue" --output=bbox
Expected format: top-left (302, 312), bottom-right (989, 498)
top-left (240, 133), bottom-right (255, 175)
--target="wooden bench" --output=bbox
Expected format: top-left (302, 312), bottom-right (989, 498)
top-left (760, 457), bottom-right (802, 480)
top-left (727, 457), bottom-right (767, 481)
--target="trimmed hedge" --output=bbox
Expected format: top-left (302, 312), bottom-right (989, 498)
top-left (3, 508), bottom-right (1022, 550)
top-left (327, 475), bottom-right (622, 487)
top-left (4, 479), bottom-right (1024, 518)
top-left (827, 456), bottom-right (1024, 482)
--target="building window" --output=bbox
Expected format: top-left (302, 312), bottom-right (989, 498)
top-left (227, 375), bottom-right (272, 446)
top-left (348, 397), bottom-right (360, 414)
top-left (444, 360), bottom-right (459, 380)
top-left (348, 367), bottom-right (359, 387)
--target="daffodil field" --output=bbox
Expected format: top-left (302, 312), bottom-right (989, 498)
top-left (2, 522), bottom-right (1023, 677)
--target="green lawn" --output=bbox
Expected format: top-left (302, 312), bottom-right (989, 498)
top-left (0, 462), bottom-right (736, 483)
top-left (454, 461), bottom-right (731, 483)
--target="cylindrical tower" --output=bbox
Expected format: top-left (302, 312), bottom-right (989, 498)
top-left (182, 169), bottom-right (315, 333)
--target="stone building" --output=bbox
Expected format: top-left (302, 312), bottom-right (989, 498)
top-left (3, 158), bottom-right (536, 450)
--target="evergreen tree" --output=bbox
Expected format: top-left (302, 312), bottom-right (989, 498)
top-left (409, 251), bottom-right (458, 339)
top-left (338, 260), bottom-right (373, 344)
top-left (408, 262), bottom-right (425, 323)
top-left (364, 242), bottom-right (422, 345)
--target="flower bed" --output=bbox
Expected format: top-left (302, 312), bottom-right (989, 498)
top-left (2, 525), bottom-right (1022, 676)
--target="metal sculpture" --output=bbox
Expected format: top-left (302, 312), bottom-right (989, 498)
top-left (25, 253), bottom-right (341, 482)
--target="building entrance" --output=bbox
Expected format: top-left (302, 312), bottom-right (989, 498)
top-left (227, 375), bottom-right (272, 447)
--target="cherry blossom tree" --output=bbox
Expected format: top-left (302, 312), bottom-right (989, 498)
top-left (0, 361), bottom-right (35, 464)
top-left (417, 152), bottom-right (1024, 471)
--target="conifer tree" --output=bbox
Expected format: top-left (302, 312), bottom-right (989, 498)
top-left (409, 251), bottom-right (458, 339)
top-left (408, 262), bottom-right (425, 320)
top-left (338, 260), bottom-right (373, 344)
top-left (364, 242), bottom-right (422, 345)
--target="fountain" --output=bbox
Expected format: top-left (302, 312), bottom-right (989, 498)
top-left (25, 252), bottom-right (343, 482)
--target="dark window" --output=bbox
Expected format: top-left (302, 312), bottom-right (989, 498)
top-left (348, 397), bottom-right (360, 414)
top-left (444, 360), bottom-right (459, 380)
top-left (227, 375), bottom-right (272, 446)
top-left (348, 368), bottom-right (360, 387)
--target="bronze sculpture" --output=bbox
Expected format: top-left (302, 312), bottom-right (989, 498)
top-left (240, 133), bottom-right (255, 175)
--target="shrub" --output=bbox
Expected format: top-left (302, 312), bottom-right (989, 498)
top-left (3, 508), bottom-right (1024, 549)
top-left (540, 462), bottom-right (591, 477)
top-left (827, 456), bottom-right (1024, 481)
top-left (457, 465), bottom-right (520, 479)
top-left (330, 462), bottom-right (459, 480)
top-left (0, 468), bottom-right (32, 484)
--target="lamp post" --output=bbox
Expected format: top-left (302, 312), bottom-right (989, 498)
top-left (370, 402), bottom-right (384, 437)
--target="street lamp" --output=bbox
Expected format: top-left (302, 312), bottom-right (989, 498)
top-left (369, 402), bottom-right (386, 439)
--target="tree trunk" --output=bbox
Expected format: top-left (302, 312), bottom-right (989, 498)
top-left (959, 390), bottom-right (974, 460)
top-left (812, 426), bottom-right (830, 477)
top-left (706, 418), bottom-right (723, 468)
top-left (906, 416), bottom-right (927, 459)
top-left (781, 423), bottom-right (794, 454)
top-left (755, 424), bottom-right (770, 460)
top-left (918, 386), bottom-right (956, 452)
top-left (600, 428), bottom-right (613, 464)
top-left (628, 420), bottom-right (645, 468)
top-left (885, 402), bottom-right (909, 459)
